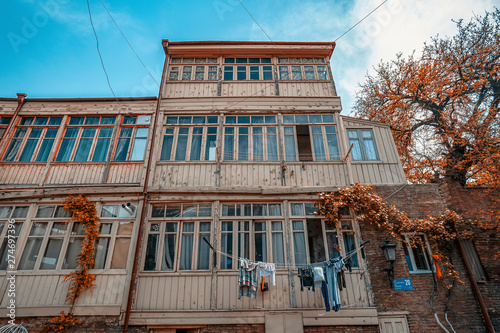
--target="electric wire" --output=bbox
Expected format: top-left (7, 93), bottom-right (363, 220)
top-left (333, 0), bottom-right (388, 42)
top-left (86, 0), bottom-right (118, 101)
top-left (99, 0), bottom-right (160, 88)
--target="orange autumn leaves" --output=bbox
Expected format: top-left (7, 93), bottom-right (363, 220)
top-left (44, 195), bottom-right (100, 332)
top-left (316, 184), bottom-right (471, 286)
top-left (353, 9), bottom-right (500, 189)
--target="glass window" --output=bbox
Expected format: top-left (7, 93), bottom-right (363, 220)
top-left (3, 116), bottom-right (61, 162)
top-left (113, 116), bottom-right (150, 161)
top-left (404, 234), bottom-right (432, 273)
top-left (160, 121), bottom-right (218, 161)
top-left (0, 206), bottom-right (28, 270)
top-left (348, 129), bottom-right (379, 161)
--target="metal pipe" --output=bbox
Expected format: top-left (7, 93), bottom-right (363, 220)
top-left (0, 93), bottom-right (26, 146)
top-left (123, 44), bottom-right (169, 333)
top-left (451, 222), bottom-right (495, 333)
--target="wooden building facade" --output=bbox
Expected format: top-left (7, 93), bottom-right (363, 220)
top-left (0, 41), bottom-right (410, 332)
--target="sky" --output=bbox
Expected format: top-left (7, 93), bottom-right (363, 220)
top-left (0, 0), bottom-right (497, 115)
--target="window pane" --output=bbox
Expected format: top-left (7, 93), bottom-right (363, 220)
top-left (326, 232), bottom-right (340, 260)
top-left (180, 223), bottom-right (194, 270)
top-left (272, 231), bottom-right (285, 268)
top-left (269, 204), bottom-right (281, 216)
top-left (267, 129), bottom-right (278, 161)
top-left (327, 133), bottom-right (340, 160)
top-left (18, 238), bottom-right (43, 270)
top-left (144, 234), bottom-right (158, 271)
top-left (162, 233), bottom-right (176, 271)
top-left (36, 206), bottom-right (54, 218)
top-left (94, 238), bottom-right (110, 269)
top-left (166, 205), bottom-right (181, 217)
top-left (113, 138), bottom-right (130, 161)
top-left (36, 129), bottom-right (57, 162)
top-left (182, 204), bottom-right (197, 217)
top-left (131, 138), bottom-right (147, 161)
top-left (190, 128), bottom-right (202, 161)
top-left (293, 231), bottom-right (307, 266)
top-left (110, 238), bottom-right (130, 269)
top-left (101, 205), bottom-right (118, 218)
top-left (0, 206), bottom-right (13, 218)
top-left (312, 127), bottom-right (326, 160)
top-left (255, 232), bottom-right (267, 262)
top-left (284, 127), bottom-right (297, 161)
top-left (291, 203), bottom-right (304, 216)
top-left (12, 206), bottom-right (29, 218)
top-left (238, 128), bottom-right (248, 161)
top-left (151, 205), bottom-right (165, 217)
top-left (63, 238), bottom-right (82, 269)
top-left (224, 128), bottom-right (234, 161)
top-left (205, 129), bottom-right (217, 161)
top-left (343, 233), bottom-right (358, 267)
top-left (175, 134), bottom-right (188, 161)
top-left (220, 226), bottom-right (233, 269)
top-left (40, 238), bottom-right (63, 269)
top-left (253, 127), bottom-right (263, 161)
top-left (198, 227), bottom-right (211, 269)
top-left (74, 128), bottom-right (95, 161)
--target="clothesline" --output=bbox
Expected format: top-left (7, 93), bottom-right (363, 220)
top-left (202, 237), bottom-right (367, 270)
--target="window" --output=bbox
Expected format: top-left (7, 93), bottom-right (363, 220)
top-left (144, 203), bottom-right (213, 271)
top-left (223, 115), bottom-right (278, 161)
top-left (2, 116), bottom-right (62, 162)
top-left (223, 58), bottom-right (273, 81)
top-left (403, 234), bottom-right (433, 273)
top-left (277, 58), bottom-right (328, 81)
top-left (0, 206), bottom-right (29, 270)
top-left (282, 114), bottom-right (340, 161)
top-left (113, 116), bottom-right (151, 161)
top-left (220, 202), bottom-right (284, 269)
top-left (219, 220), bottom-right (285, 270)
top-left (16, 204), bottom-right (133, 271)
top-left (168, 58), bottom-right (218, 81)
top-left (55, 116), bottom-right (115, 162)
top-left (348, 129), bottom-right (379, 161)
top-left (160, 116), bottom-right (218, 161)
top-left (0, 116), bottom-right (12, 139)
top-left (290, 203), bottom-right (359, 268)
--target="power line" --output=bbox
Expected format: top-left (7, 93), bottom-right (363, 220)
top-left (334, 0), bottom-right (388, 42)
top-left (99, 0), bottom-right (160, 88)
top-left (86, 0), bottom-right (118, 100)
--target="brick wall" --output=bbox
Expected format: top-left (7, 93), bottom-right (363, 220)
top-left (361, 184), bottom-right (494, 332)
top-left (304, 326), bottom-right (378, 332)
top-left (440, 181), bottom-right (500, 331)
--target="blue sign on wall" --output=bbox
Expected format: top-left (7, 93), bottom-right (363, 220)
top-left (393, 278), bottom-right (413, 291)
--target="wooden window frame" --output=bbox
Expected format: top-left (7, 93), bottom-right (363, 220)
top-left (283, 123), bottom-right (340, 162)
top-left (168, 64), bottom-right (219, 81)
top-left (112, 115), bottom-right (151, 162)
top-left (160, 125), bottom-right (218, 162)
top-left (14, 204), bottom-right (133, 272)
top-left (0, 116), bottom-right (12, 141)
top-left (222, 57), bottom-right (273, 81)
top-left (278, 64), bottom-right (329, 81)
top-left (347, 128), bottom-right (380, 161)
top-left (403, 233), bottom-right (434, 274)
top-left (0, 205), bottom-right (29, 271)
top-left (55, 116), bottom-right (116, 162)
top-left (223, 125), bottom-right (279, 161)
top-left (1, 116), bottom-right (62, 162)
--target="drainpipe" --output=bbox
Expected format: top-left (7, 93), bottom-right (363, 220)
top-left (0, 93), bottom-right (26, 145)
top-left (451, 222), bottom-right (495, 333)
top-left (123, 51), bottom-right (168, 332)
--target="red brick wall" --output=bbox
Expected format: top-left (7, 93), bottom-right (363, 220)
top-left (440, 181), bottom-right (500, 331)
top-left (304, 326), bottom-right (378, 332)
top-left (362, 184), bottom-right (495, 332)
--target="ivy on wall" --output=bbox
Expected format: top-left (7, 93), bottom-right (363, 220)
top-left (43, 194), bottom-right (100, 332)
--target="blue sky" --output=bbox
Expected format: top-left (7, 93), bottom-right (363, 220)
top-left (0, 0), bottom-right (496, 115)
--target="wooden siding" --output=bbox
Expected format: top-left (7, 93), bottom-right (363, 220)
top-left (19, 100), bottom-right (156, 114)
top-left (221, 82), bottom-right (276, 97)
top-left (164, 82), bottom-right (218, 98)
top-left (351, 163), bottom-right (406, 185)
top-left (279, 82), bottom-right (334, 97)
top-left (45, 164), bottom-right (105, 184)
top-left (294, 271), bottom-right (370, 309)
top-left (284, 163), bottom-right (349, 187)
top-left (0, 274), bottom-right (126, 308)
top-left (135, 271), bottom-right (368, 311)
top-left (0, 164), bottom-right (45, 185)
top-left (106, 163), bottom-right (143, 184)
top-left (219, 163), bottom-right (281, 187)
top-left (153, 163), bottom-right (217, 188)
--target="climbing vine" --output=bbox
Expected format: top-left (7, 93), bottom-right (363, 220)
top-left (43, 194), bottom-right (100, 332)
top-left (316, 184), bottom-right (474, 286)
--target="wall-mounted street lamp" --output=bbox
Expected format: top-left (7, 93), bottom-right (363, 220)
top-left (380, 240), bottom-right (397, 288)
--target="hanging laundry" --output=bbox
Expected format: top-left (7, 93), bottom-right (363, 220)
top-left (321, 280), bottom-right (330, 312)
top-left (259, 262), bottom-right (276, 286)
top-left (298, 268), bottom-right (315, 291)
top-left (324, 258), bottom-right (343, 312)
top-left (337, 270), bottom-right (346, 291)
top-left (238, 258), bottom-right (259, 300)
top-left (313, 266), bottom-right (325, 288)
